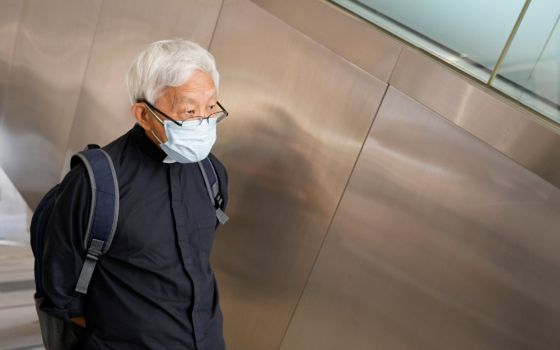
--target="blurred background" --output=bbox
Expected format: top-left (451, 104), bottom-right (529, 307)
top-left (1, 0), bottom-right (559, 349)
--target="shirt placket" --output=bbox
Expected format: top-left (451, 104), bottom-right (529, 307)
top-left (169, 165), bottom-right (203, 349)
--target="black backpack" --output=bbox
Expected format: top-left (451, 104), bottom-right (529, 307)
top-left (30, 145), bottom-right (228, 349)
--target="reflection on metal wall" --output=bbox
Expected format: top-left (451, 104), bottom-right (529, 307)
top-left (257, 0), bottom-right (560, 191)
top-left (390, 47), bottom-right (560, 188)
top-left (62, 0), bottom-right (223, 175)
top-left (280, 87), bottom-right (560, 349)
top-left (0, 0), bottom-right (102, 208)
top-left (209, 1), bottom-right (386, 349)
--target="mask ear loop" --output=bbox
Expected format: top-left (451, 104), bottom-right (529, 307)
top-left (144, 104), bottom-right (166, 144)
top-left (150, 130), bottom-right (164, 144)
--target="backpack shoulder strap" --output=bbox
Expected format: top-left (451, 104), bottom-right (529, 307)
top-left (198, 157), bottom-right (229, 225)
top-left (71, 147), bottom-right (119, 294)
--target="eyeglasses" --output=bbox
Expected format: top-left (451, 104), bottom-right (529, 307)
top-left (137, 99), bottom-right (229, 126)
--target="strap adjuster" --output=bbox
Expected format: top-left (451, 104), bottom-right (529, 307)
top-left (85, 238), bottom-right (104, 262)
top-left (86, 253), bottom-right (99, 261)
top-left (75, 238), bottom-right (105, 294)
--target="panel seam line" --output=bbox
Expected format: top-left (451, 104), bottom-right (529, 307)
top-left (275, 83), bottom-right (391, 350)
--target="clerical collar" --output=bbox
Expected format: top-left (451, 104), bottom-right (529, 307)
top-left (130, 123), bottom-right (167, 162)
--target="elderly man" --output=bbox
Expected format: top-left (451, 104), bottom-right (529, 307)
top-left (41, 39), bottom-right (229, 349)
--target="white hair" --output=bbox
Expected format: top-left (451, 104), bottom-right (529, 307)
top-left (126, 39), bottom-right (220, 104)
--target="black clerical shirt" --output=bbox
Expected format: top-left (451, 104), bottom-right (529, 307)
top-left (41, 123), bottom-right (228, 350)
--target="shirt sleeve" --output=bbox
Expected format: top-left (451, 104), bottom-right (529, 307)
top-left (40, 162), bottom-right (91, 320)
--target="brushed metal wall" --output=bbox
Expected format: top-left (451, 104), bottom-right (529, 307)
top-left (280, 87), bottom-right (560, 350)
top-left (2, 0), bottom-right (560, 349)
top-left (62, 0), bottom-right (223, 175)
top-left (254, 0), bottom-right (560, 191)
top-left (0, 0), bottom-right (102, 208)
top-left (208, 1), bottom-right (386, 349)
top-left (252, 0), bottom-right (403, 81)
top-left (0, 0), bottom-right (24, 124)
top-left (390, 47), bottom-right (560, 188)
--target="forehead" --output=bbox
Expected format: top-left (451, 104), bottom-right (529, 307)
top-left (174, 70), bottom-right (216, 101)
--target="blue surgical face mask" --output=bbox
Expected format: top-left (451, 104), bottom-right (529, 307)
top-left (150, 116), bottom-right (217, 164)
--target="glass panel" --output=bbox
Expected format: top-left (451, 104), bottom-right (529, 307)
top-left (492, 0), bottom-right (560, 123)
top-left (330, 0), bottom-right (526, 82)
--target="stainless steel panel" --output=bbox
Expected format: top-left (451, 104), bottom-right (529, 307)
top-left (209, 1), bottom-right (386, 349)
top-left (0, 0), bottom-right (24, 123)
top-left (62, 0), bottom-right (223, 174)
top-left (251, 0), bottom-right (403, 82)
top-left (280, 87), bottom-right (560, 350)
top-left (254, 0), bottom-right (560, 191)
top-left (390, 47), bottom-right (560, 189)
top-left (0, 0), bottom-right (102, 208)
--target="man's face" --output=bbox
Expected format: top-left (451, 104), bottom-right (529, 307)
top-left (133, 69), bottom-right (218, 145)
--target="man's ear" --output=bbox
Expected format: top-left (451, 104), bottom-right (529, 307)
top-left (132, 103), bottom-right (152, 131)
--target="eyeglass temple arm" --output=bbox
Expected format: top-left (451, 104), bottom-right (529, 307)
top-left (137, 99), bottom-right (181, 126)
top-left (216, 101), bottom-right (228, 116)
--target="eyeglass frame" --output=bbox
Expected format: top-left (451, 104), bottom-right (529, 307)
top-left (137, 98), bottom-right (229, 127)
